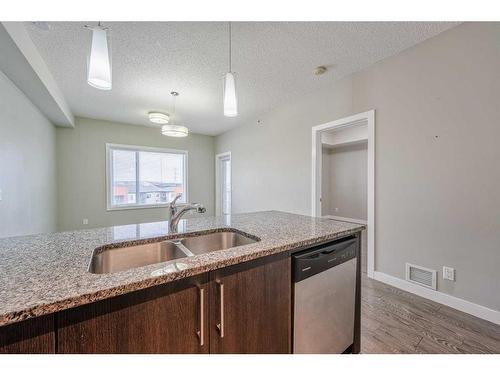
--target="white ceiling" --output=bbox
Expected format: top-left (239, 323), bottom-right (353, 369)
top-left (26, 22), bottom-right (459, 135)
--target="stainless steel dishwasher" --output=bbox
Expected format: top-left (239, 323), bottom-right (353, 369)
top-left (292, 235), bottom-right (358, 354)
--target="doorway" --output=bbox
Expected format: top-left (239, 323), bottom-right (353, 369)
top-left (322, 140), bottom-right (368, 223)
top-left (311, 110), bottom-right (375, 277)
top-left (216, 152), bottom-right (232, 216)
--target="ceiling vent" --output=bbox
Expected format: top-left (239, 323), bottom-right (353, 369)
top-left (405, 263), bottom-right (437, 290)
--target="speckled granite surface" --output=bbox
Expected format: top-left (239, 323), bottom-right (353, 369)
top-left (0, 211), bottom-right (364, 327)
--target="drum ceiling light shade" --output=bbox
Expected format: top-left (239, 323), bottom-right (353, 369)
top-left (87, 24), bottom-right (112, 90)
top-left (148, 112), bottom-right (170, 124)
top-left (161, 124), bottom-right (189, 137)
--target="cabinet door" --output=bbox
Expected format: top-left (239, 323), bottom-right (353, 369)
top-left (57, 274), bottom-right (209, 353)
top-left (0, 315), bottom-right (55, 354)
top-left (209, 254), bottom-right (291, 354)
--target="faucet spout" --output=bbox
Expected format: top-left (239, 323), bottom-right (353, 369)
top-left (169, 194), bottom-right (206, 232)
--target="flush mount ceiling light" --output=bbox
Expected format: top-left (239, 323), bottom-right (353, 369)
top-left (161, 92), bottom-right (189, 137)
top-left (313, 66), bottom-right (328, 75)
top-left (223, 22), bottom-right (238, 117)
top-left (85, 22), bottom-right (112, 90)
top-left (148, 112), bottom-right (170, 124)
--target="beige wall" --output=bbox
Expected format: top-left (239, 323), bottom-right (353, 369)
top-left (322, 143), bottom-right (368, 220)
top-left (216, 23), bottom-right (500, 311)
top-left (57, 117), bottom-right (215, 231)
top-left (0, 70), bottom-right (57, 238)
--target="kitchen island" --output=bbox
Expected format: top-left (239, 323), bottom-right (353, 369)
top-left (0, 211), bottom-right (364, 353)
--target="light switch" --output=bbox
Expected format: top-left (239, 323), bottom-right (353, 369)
top-left (0, 188), bottom-right (2, 201)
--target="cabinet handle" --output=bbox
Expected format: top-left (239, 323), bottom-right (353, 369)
top-left (216, 280), bottom-right (225, 338)
top-left (196, 286), bottom-right (205, 346)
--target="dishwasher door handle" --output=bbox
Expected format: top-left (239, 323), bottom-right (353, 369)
top-left (320, 238), bottom-right (357, 255)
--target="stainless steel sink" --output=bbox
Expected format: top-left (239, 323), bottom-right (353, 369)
top-left (88, 230), bottom-right (259, 274)
top-left (180, 231), bottom-right (258, 255)
top-left (89, 241), bottom-right (189, 274)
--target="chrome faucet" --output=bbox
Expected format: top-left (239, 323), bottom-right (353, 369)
top-left (169, 194), bottom-right (206, 232)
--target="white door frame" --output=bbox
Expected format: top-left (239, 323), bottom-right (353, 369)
top-left (215, 151), bottom-right (232, 216)
top-left (311, 110), bottom-right (375, 278)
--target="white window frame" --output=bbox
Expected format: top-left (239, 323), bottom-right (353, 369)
top-left (106, 143), bottom-right (188, 211)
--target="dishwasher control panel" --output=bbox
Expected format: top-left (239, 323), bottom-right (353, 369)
top-left (292, 235), bottom-right (358, 282)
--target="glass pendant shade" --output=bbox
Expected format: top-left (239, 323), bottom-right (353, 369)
top-left (161, 124), bottom-right (189, 137)
top-left (223, 72), bottom-right (238, 117)
top-left (87, 26), bottom-right (112, 90)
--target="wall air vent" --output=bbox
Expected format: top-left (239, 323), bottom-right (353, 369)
top-left (405, 263), bottom-right (437, 290)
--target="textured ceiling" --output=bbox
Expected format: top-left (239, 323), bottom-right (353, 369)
top-left (26, 22), bottom-right (459, 135)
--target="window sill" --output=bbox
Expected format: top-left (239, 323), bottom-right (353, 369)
top-left (106, 203), bottom-right (188, 211)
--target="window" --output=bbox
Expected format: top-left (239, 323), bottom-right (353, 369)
top-left (106, 144), bottom-right (187, 210)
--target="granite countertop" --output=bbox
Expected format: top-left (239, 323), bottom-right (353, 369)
top-left (0, 211), bottom-right (364, 327)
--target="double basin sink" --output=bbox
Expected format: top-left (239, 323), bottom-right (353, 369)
top-left (89, 230), bottom-right (259, 274)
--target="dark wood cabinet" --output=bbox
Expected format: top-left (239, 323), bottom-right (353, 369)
top-left (57, 274), bottom-right (209, 353)
top-left (0, 315), bottom-right (55, 354)
top-left (55, 253), bottom-right (291, 354)
top-left (209, 254), bottom-right (291, 354)
top-left (0, 252), bottom-right (296, 354)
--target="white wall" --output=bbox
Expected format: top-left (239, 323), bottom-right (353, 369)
top-left (216, 22), bottom-right (500, 312)
top-left (322, 143), bottom-right (368, 220)
top-left (56, 117), bottom-right (215, 231)
top-left (0, 69), bottom-right (57, 238)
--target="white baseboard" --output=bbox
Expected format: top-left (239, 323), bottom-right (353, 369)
top-left (372, 271), bottom-right (500, 326)
top-left (322, 215), bottom-right (368, 225)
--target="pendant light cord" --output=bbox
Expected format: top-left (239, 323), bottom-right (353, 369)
top-left (229, 22), bottom-right (232, 72)
top-left (172, 95), bottom-right (176, 125)
top-left (170, 92), bottom-right (179, 125)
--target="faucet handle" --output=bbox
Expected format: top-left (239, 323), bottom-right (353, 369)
top-left (170, 194), bottom-right (183, 208)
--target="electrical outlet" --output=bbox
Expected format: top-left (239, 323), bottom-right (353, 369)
top-left (83, 219), bottom-right (89, 225)
top-left (334, 207), bottom-right (339, 212)
top-left (443, 266), bottom-right (455, 281)
top-left (0, 188), bottom-right (2, 201)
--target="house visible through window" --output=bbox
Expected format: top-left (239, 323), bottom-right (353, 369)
top-left (106, 144), bottom-right (187, 209)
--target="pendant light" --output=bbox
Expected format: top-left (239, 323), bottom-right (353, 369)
top-left (148, 112), bottom-right (169, 124)
top-left (86, 22), bottom-right (112, 90)
top-left (223, 22), bottom-right (238, 117)
top-left (162, 92), bottom-right (189, 137)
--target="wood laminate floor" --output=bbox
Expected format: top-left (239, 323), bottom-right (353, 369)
top-left (357, 230), bottom-right (500, 354)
